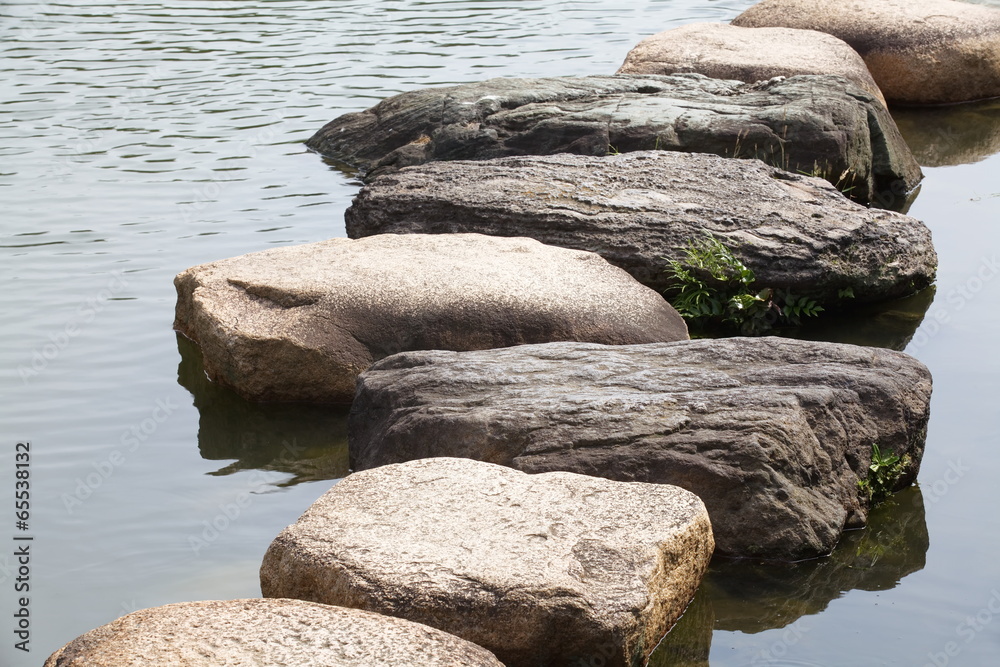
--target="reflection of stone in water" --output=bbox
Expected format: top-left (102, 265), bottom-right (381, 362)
top-left (893, 99), bottom-right (1000, 168)
top-left (789, 286), bottom-right (935, 351)
top-left (648, 487), bottom-right (928, 661)
top-left (648, 585), bottom-right (712, 667)
top-left (175, 334), bottom-right (350, 485)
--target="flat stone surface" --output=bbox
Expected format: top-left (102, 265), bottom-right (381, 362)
top-left (618, 22), bottom-right (886, 105)
top-left (349, 338), bottom-right (932, 560)
top-left (43, 598), bottom-right (504, 666)
top-left (173, 233), bottom-right (687, 403)
top-left (346, 151), bottom-right (937, 303)
top-left (261, 458), bottom-right (714, 667)
top-left (733, 0), bottom-right (1000, 105)
top-left (306, 73), bottom-right (921, 205)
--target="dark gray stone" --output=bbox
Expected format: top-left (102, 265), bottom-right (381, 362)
top-left (306, 73), bottom-right (922, 205)
top-left (349, 338), bottom-right (932, 561)
top-left (345, 151), bottom-right (937, 303)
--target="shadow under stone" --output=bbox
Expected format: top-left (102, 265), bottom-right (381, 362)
top-left (768, 285), bottom-right (936, 352)
top-left (176, 333), bottom-right (350, 486)
top-left (892, 99), bottom-right (1000, 168)
top-left (650, 486), bottom-right (929, 664)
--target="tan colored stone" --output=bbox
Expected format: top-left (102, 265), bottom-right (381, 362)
top-left (261, 458), bottom-right (714, 667)
top-left (173, 233), bottom-right (688, 403)
top-left (43, 598), bottom-right (504, 666)
top-left (618, 22), bottom-right (886, 106)
top-left (733, 0), bottom-right (1000, 105)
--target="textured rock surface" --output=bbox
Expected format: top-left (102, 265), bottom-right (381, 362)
top-left (733, 0), bottom-right (1000, 105)
top-left (306, 73), bottom-right (921, 205)
top-left (618, 22), bottom-right (886, 106)
top-left (349, 338), bottom-right (933, 560)
top-left (173, 234), bottom-right (687, 403)
top-left (261, 457), bottom-right (714, 667)
top-left (346, 151), bottom-right (936, 303)
top-left (43, 598), bottom-right (504, 667)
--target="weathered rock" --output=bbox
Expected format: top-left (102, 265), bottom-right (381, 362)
top-left (732, 0), bottom-right (1000, 105)
top-left (306, 73), bottom-right (921, 205)
top-left (43, 598), bottom-right (504, 667)
top-left (261, 457), bottom-right (714, 667)
top-left (618, 22), bottom-right (886, 106)
top-left (173, 234), bottom-right (687, 403)
top-left (346, 151), bottom-right (936, 304)
top-left (349, 338), bottom-right (932, 560)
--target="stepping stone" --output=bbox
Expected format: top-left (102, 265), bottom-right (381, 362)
top-left (618, 22), bottom-right (886, 106)
top-left (261, 458), bottom-right (715, 667)
top-left (733, 0), bottom-right (1000, 105)
top-left (346, 151), bottom-right (937, 304)
top-left (306, 73), bottom-right (921, 205)
top-left (173, 233), bottom-right (687, 403)
top-left (43, 598), bottom-right (503, 666)
top-left (348, 338), bottom-right (932, 560)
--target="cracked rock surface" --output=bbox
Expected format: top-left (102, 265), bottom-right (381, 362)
top-left (43, 598), bottom-right (504, 666)
top-left (306, 73), bottom-right (922, 205)
top-left (349, 338), bottom-right (932, 560)
top-left (260, 457), bottom-right (714, 667)
top-left (173, 233), bottom-right (687, 403)
top-left (346, 151), bottom-right (937, 302)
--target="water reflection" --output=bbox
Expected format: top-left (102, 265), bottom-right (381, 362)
top-left (893, 99), bottom-right (1000, 167)
top-left (651, 487), bottom-right (929, 665)
top-left (789, 286), bottom-right (935, 351)
top-left (175, 334), bottom-right (350, 485)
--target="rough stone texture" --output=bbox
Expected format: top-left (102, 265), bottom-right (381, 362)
top-left (260, 458), bottom-right (714, 667)
top-left (618, 22), bottom-right (886, 106)
top-left (173, 233), bottom-right (687, 403)
top-left (306, 73), bottom-right (922, 206)
top-left (346, 151), bottom-right (937, 304)
top-left (43, 598), bottom-right (504, 667)
top-left (349, 338), bottom-right (933, 560)
top-left (732, 0), bottom-right (1000, 105)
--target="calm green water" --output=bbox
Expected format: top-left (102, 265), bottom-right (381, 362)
top-left (2, 1), bottom-right (999, 665)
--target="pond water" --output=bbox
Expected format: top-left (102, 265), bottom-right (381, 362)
top-left (2, 1), bottom-right (999, 665)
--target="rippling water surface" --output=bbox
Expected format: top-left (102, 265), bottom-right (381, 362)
top-left (2, 1), bottom-right (999, 665)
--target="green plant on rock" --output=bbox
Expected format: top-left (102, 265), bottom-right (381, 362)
top-left (662, 233), bottom-right (824, 335)
top-left (858, 443), bottom-right (910, 505)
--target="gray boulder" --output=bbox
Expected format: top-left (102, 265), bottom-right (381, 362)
top-left (43, 598), bottom-right (504, 667)
top-left (345, 151), bottom-right (937, 303)
top-left (732, 0), bottom-right (1000, 105)
top-left (349, 338), bottom-right (932, 560)
top-left (261, 457), bottom-right (714, 667)
top-left (618, 22), bottom-right (886, 106)
top-left (173, 234), bottom-right (687, 403)
top-left (306, 73), bottom-right (921, 206)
